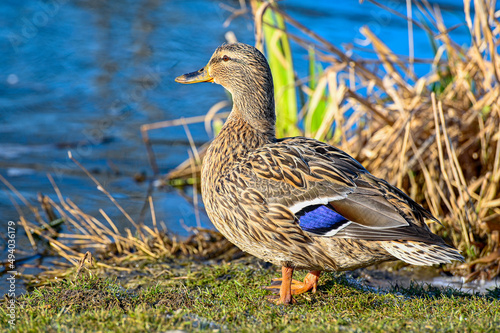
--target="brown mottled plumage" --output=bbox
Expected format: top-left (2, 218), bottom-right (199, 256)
top-left (175, 43), bottom-right (464, 305)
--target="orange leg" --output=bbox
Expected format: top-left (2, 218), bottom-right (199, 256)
top-left (264, 269), bottom-right (321, 304)
top-left (277, 266), bottom-right (294, 305)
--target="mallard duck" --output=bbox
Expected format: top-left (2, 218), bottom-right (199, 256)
top-left (175, 43), bottom-right (464, 305)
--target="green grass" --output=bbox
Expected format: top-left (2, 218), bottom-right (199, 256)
top-left (2, 261), bottom-right (499, 332)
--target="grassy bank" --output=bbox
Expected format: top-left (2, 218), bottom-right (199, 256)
top-left (3, 259), bottom-right (499, 332)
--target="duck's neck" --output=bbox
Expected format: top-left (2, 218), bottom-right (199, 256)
top-left (203, 85), bottom-right (275, 183)
top-left (229, 82), bottom-right (276, 141)
top-left (216, 106), bottom-right (274, 155)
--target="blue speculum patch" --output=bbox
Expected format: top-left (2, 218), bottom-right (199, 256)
top-left (297, 204), bottom-right (349, 235)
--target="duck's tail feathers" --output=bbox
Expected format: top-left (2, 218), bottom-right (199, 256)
top-left (380, 240), bottom-right (464, 266)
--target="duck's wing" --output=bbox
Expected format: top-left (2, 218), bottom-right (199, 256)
top-left (238, 137), bottom-right (443, 244)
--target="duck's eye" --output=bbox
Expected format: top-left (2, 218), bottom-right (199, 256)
top-left (222, 55), bottom-right (230, 62)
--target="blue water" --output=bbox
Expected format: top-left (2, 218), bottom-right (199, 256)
top-left (0, 0), bottom-right (481, 293)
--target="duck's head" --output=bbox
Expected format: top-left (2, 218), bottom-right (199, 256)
top-left (175, 43), bottom-right (273, 95)
top-left (175, 43), bottom-right (275, 134)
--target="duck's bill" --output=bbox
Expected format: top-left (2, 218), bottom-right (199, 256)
top-left (175, 66), bottom-right (213, 84)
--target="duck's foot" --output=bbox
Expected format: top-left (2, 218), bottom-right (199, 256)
top-left (263, 279), bottom-right (303, 293)
top-left (263, 270), bottom-right (321, 296)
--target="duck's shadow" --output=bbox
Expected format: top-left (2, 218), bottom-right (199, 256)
top-left (313, 270), bottom-right (500, 301)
